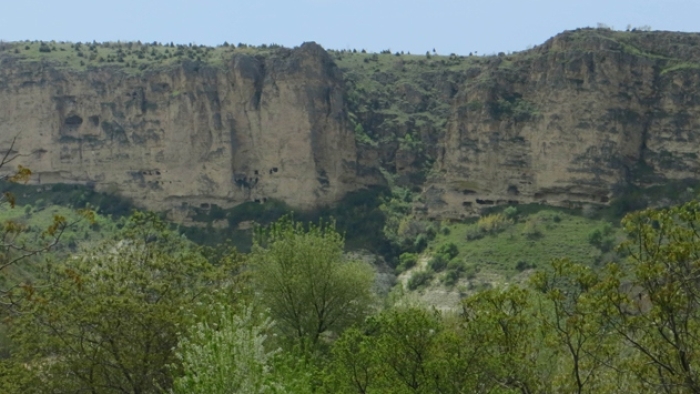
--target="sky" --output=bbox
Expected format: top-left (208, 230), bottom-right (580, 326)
top-left (1, 0), bottom-right (699, 56)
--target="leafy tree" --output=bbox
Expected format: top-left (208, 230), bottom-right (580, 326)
top-left (532, 259), bottom-right (620, 393)
top-left (250, 217), bottom-right (375, 354)
top-left (7, 212), bottom-right (244, 394)
top-left (326, 307), bottom-right (444, 394)
top-left (0, 137), bottom-right (74, 307)
top-left (460, 286), bottom-right (552, 393)
top-left (172, 305), bottom-right (283, 394)
top-left (598, 202), bottom-right (700, 393)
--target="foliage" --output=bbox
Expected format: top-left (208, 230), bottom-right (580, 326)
top-left (396, 252), bottom-right (417, 273)
top-left (325, 307), bottom-right (445, 393)
top-left (468, 212), bottom-right (514, 240)
top-left (172, 305), bottom-right (283, 394)
top-left (407, 269), bottom-right (434, 290)
top-left (6, 212), bottom-right (244, 393)
top-left (428, 253), bottom-right (449, 272)
top-left (522, 216), bottom-right (543, 239)
top-left (436, 242), bottom-right (459, 259)
top-left (606, 201), bottom-right (700, 392)
top-left (250, 217), bottom-right (375, 354)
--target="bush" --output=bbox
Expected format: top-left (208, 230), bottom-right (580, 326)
top-left (522, 218), bottom-right (542, 239)
top-left (588, 225), bottom-right (615, 252)
top-left (477, 213), bottom-right (511, 234)
top-left (436, 242), bottom-right (459, 260)
top-left (425, 223), bottom-right (438, 240)
top-left (407, 269), bottom-right (434, 290)
top-left (414, 234), bottom-right (428, 252)
top-left (464, 265), bottom-right (478, 280)
top-left (447, 259), bottom-right (466, 272)
top-left (504, 206), bottom-right (518, 220)
top-left (396, 253), bottom-right (418, 274)
top-left (428, 254), bottom-right (449, 272)
top-left (515, 260), bottom-right (535, 272)
top-left (465, 227), bottom-right (485, 241)
top-left (442, 269), bottom-right (460, 287)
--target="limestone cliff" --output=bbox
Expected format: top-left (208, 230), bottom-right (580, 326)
top-left (329, 29), bottom-right (700, 219)
top-left (2, 29), bottom-right (700, 219)
top-left (0, 42), bottom-right (362, 213)
top-left (426, 29), bottom-right (700, 218)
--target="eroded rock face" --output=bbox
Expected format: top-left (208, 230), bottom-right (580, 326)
top-left (2, 30), bottom-right (700, 219)
top-left (0, 42), bottom-right (364, 211)
top-left (426, 30), bottom-right (700, 218)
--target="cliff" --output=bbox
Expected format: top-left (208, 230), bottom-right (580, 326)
top-left (1, 28), bottom-right (700, 219)
top-left (332, 28), bottom-right (700, 218)
top-left (0, 42), bottom-right (363, 213)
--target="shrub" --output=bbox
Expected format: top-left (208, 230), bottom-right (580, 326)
top-left (407, 269), bottom-right (434, 290)
top-left (425, 223), bottom-right (438, 240)
top-left (428, 254), bottom-right (449, 272)
top-left (588, 226), bottom-right (615, 252)
top-left (464, 265), bottom-right (478, 280)
top-left (396, 253), bottom-right (418, 274)
top-left (442, 269), bottom-right (460, 287)
top-left (414, 234), bottom-right (428, 252)
top-left (522, 218), bottom-right (542, 239)
top-left (504, 206), bottom-right (518, 220)
top-left (515, 260), bottom-right (535, 272)
top-left (477, 213), bottom-right (511, 234)
top-left (465, 227), bottom-right (485, 241)
top-left (436, 242), bottom-right (459, 260)
top-left (447, 259), bottom-right (466, 272)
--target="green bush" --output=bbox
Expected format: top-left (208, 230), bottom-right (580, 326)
top-left (436, 243), bottom-right (459, 260)
top-left (428, 254), bottom-right (449, 272)
top-left (522, 218), bottom-right (542, 239)
top-left (407, 269), bottom-right (434, 290)
top-left (504, 206), bottom-right (518, 220)
top-left (447, 259), bottom-right (465, 272)
top-left (477, 213), bottom-right (511, 234)
top-left (442, 269), bottom-right (460, 287)
top-left (396, 253), bottom-right (418, 274)
top-left (414, 234), bottom-right (428, 252)
top-left (515, 260), bottom-right (535, 272)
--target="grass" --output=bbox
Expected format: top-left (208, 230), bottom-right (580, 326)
top-left (661, 62), bottom-right (700, 75)
top-left (2, 40), bottom-right (278, 73)
top-left (426, 208), bottom-right (621, 278)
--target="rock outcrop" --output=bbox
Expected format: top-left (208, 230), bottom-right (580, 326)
top-left (2, 29), bottom-right (700, 219)
top-left (0, 42), bottom-right (363, 212)
top-left (425, 29), bottom-right (700, 218)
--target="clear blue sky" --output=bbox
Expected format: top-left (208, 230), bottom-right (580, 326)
top-left (1, 0), bottom-right (698, 55)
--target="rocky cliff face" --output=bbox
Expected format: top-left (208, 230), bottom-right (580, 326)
top-left (2, 29), bottom-right (700, 219)
top-left (425, 29), bottom-right (700, 218)
top-left (0, 42), bottom-right (363, 213)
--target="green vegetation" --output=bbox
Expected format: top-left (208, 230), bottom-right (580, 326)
top-left (5, 212), bottom-right (244, 393)
top-left (1, 40), bottom-right (279, 73)
top-left (4, 189), bottom-right (700, 392)
top-left (250, 217), bottom-right (375, 354)
top-left (423, 206), bottom-right (620, 278)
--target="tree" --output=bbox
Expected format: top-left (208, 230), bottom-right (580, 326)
top-left (0, 136), bottom-right (73, 306)
top-left (7, 212), bottom-right (244, 394)
top-left (460, 286), bottom-right (552, 393)
top-left (598, 201), bottom-right (700, 393)
top-left (250, 217), bottom-right (375, 354)
top-left (173, 304), bottom-right (283, 394)
top-left (326, 307), bottom-right (445, 394)
top-left (532, 259), bottom-right (620, 393)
